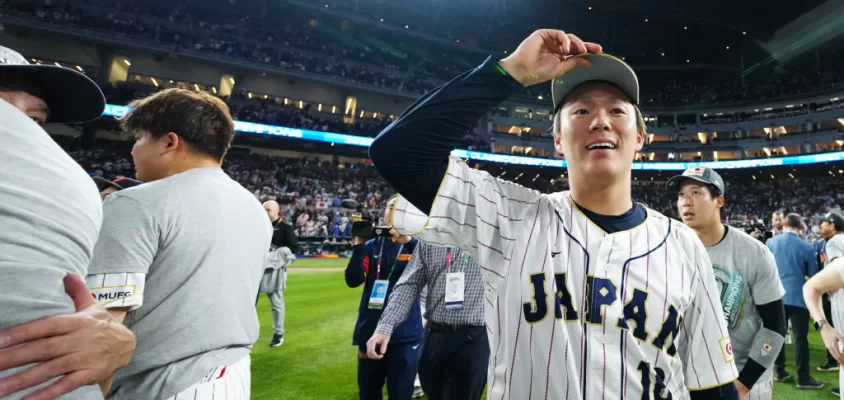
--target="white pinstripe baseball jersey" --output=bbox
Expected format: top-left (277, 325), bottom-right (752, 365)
top-left (390, 156), bottom-right (738, 400)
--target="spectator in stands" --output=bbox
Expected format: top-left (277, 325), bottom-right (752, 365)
top-left (767, 213), bottom-right (824, 389)
top-left (0, 45), bottom-right (135, 399)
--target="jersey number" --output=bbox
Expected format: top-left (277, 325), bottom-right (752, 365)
top-left (637, 361), bottom-right (672, 400)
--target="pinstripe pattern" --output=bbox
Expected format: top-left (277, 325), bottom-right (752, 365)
top-left (747, 376), bottom-right (773, 400)
top-left (164, 356), bottom-right (251, 400)
top-left (389, 156), bottom-right (738, 400)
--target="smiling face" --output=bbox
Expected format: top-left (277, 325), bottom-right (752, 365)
top-left (554, 82), bottom-right (644, 183)
top-left (676, 180), bottom-right (723, 230)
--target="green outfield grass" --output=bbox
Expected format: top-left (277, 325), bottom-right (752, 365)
top-left (252, 258), bottom-right (838, 399)
top-left (287, 258), bottom-right (348, 269)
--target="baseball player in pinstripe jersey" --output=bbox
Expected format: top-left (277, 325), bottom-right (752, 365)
top-left (668, 167), bottom-right (787, 400)
top-left (370, 29), bottom-right (739, 399)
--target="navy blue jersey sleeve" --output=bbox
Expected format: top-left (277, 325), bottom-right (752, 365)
top-left (368, 56), bottom-right (526, 214)
top-left (345, 241), bottom-right (373, 288)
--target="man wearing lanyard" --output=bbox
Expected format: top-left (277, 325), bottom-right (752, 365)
top-left (345, 196), bottom-right (423, 400)
top-left (367, 242), bottom-right (488, 400)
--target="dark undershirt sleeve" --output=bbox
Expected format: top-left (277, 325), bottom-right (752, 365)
top-left (368, 57), bottom-right (526, 214)
top-left (737, 299), bottom-right (787, 388)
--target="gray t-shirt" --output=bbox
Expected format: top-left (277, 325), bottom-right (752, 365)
top-left (87, 167), bottom-right (272, 398)
top-left (0, 99), bottom-right (104, 399)
top-left (706, 226), bottom-right (785, 374)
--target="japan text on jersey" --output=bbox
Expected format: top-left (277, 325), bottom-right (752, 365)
top-left (391, 157), bottom-right (738, 400)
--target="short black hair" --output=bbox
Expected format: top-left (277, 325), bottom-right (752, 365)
top-left (121, 88), bottom-right (235, 161)
top-left (786, 213), bottom-right (803, 229)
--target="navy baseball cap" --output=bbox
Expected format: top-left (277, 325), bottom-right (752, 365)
top-left (93, 176), bottom-right (143, 192)
top-left (551, 52), bottom-right (639, 113)
top-left (0, 45), bottom-right (105, 124)
top-left (666, 166), bottom-right (725, 195)
top-left (821, 212), bottom-right (844, 231)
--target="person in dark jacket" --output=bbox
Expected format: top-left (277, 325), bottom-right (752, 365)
top-left (346, 197), bottom-right (423, 400)
top-left (264, 200), bottom-right (299, 253)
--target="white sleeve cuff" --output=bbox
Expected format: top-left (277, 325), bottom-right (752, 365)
top-left (86, 272), bottom-right (146, 310)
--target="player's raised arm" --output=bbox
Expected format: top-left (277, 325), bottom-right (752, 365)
top-left (369, 29), bottom-right (601, 214)
top-left (374, 30), bottom-right (601, 270)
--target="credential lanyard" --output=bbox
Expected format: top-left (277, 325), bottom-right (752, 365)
top-left (445, 249), bottom-right (469, 271)
top-left (376, 239), bottom-right (405, 281)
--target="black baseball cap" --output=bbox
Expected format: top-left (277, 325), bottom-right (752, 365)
top-left (0, 45), bottom-right (105, 124)
top-left (821, 212), bottom-right (844, 231)
top-left (551, 52), bottom-right (639, 113)
top-left (93, 176), bottom-right (143, 192)
top-left (666, 166), bottom-right (726, 195)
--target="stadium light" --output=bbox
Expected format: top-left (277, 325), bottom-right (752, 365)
top-left (75, 65), bottom-right (83, 71)
top-left (151, 77), bottom-right (159, 87)
top-left (684, 26), bottom-right (688, 30)
top-left (54, 62), bottom-right (62, 67)
top-left (588, 6), bottom-right (592, 10)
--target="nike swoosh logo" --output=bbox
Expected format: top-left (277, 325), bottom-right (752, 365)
top-left (551, 251), bottom-right (561, 258)
top-left (412, 345), bottom-right (419, 350)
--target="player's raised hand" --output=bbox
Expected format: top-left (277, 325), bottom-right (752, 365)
top-left (499, 29), bottom-right (602, 87)
top-left (0, 274), bottom-right (136, 400)
top-left (366, 333), bottom-right (391, 360)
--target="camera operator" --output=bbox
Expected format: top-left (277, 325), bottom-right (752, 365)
top-left (345, 196), bottom-right (423, 400)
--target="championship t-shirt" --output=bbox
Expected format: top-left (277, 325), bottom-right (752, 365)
top-left (705, 226), bottom-right (785, 379)
top-left (87, 167), bottom-right (272, 398)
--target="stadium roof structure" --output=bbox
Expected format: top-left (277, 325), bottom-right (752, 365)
top-left (291, 0), bottom-right (841, 76)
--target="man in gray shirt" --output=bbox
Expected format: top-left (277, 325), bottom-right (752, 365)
top-left (0, 45), bottom-right (135, 399)
top-left (669, 167), bottom-right (788, 399)
top-left (84, 88), bottom-right (272, 399)
top-left (367, 242), bottom-right (488, 400)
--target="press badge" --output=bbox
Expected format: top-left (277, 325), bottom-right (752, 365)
top-left (445, 272), bottom-right (465, 310)
top-left (369, 279), bottom-right (389, 310)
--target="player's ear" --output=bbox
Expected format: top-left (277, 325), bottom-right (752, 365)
top-left (634, 106), bottom-right (646, 151)
top-left (553, 132), bottom-right (565, 156)
top-left (163, 132), bottom-right (180, 153)
top-left (715, 195), bottom-right (725, 209)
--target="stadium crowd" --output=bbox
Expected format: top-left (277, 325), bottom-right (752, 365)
top-left (4, 0), bottom-right (844, 107)
top-left (69, 139), bottom-right (844, 244)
